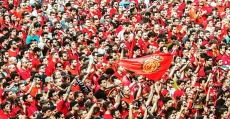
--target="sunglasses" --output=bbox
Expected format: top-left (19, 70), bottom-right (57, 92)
top-left (57, 65), bottom-right (63, 68)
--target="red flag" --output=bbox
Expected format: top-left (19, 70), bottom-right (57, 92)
top-left (129, 33), bottom-right (136, 58)
top-left (117, 54), bottom-right (173, 81)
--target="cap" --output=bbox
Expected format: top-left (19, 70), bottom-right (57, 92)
top-left (176, 91), bottom-right (185, 99)
top-left (37, 9), bottom-right (42, 13)
top-left (105, 87), bottom-right (117, 97)
top-left (162, 90), bottom-right (169, 96)
top-left (96, 64), bottom-right (103, 69)
top-left (45, 77), bottom-right (53, 83)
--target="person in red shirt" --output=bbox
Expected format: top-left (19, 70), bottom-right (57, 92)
top-left (143, 32), bottom-right (158, 53)
top-left (103, 56), bottom-right (118, 73)
top-left (114, 65), bottom-right (126, 81)
top-left (68, 59), bottom-right (79, 75)
top-left (48, 51), bottom-right (59, 75)
top-left (222, 46), bottom-right (230, 65)
top-left (59, 51), bottom-right (70, 70)
top-left (57, 78), bottom-right (76, 117)
top-left (0, 102), bottom-right (11, 119)
top-left (130, 7), bottom-right (141, 23)
top-left (82, 19), bottom-right (93, 39)
top-left (103, 101), bottom-right (114, 119)
top-left (122, 70), bottom-right (135, 88)
top-left (19, 59), bottom-right (31, 80)
top-left (22, 94), bottom-right (38, 118)
top-left (90, 64), bottom-right (103, 86)
top-left (8, 40), bottom-right (18, 57)
top-left (32, 47), bottom-right (41, 71)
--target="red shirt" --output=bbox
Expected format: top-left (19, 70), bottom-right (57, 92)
top-left (8, 49), bottom-right (17, 57)
top-left (103, 113), bottom-right (113, 119)
top-left (0, 113), bottom-right (10, 119)
top-left (24, 102), bottom-right (38, 117)
top-left (57, 99), bottom-right (70, 117)
top-left (45, 66), bottom-right (52, 76)
top-left (29, 52), bottom-right (34, 60)
top-left (61, 61), bottom-right (70, 70)
top-left (143, 41), bottom-right (158, 52)
top-left (19, 68), bottom-right (31, 80)
top-left (48, 60), bottom-right (57, 75)
top-left (122, 76), bottom-right (131, 87)
top-left (222, 53), bottom-right (230, 65)
top-left (32, 58), bottom-right (41, 70)
top-left (82, 28), bottom-right (93, 39)
top-left (10, 106), bottom-right (21, 117)
top-left (114, 71), bottom-right (127, 81)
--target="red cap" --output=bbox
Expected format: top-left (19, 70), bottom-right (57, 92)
top-left (176, 91), bottom-right (185, 99)
top-left (96, 64), bottom-right (103, 69)
top-left (105, 87), bottom-right (116, 96)
top-left (162, 90), bottom-right (169, 96)
top-left (37, 9), bottom-right (42, 13)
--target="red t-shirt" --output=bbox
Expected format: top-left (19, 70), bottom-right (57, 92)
top-left (32, 58), bottom-right (41, 70)
top-left (8, 49), bottom-right (17, 57)
top-left (103, 113), bottom-right (113, 119)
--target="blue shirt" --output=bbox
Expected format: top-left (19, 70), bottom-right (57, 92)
top-left (119, 1), bottom-right (130, 8)
top-left (26, 35), bottom-right (40, 44)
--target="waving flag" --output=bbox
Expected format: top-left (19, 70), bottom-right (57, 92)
top-left (117, 54), bottom-right (173, 81)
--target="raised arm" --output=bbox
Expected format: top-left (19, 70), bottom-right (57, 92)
top-left (85, 103), bottom-right (98, 119)
top-left (114, 89), bottom-right (121, 108)
top-left (26, 78), bottom-right (36, 94)
top-left (146, 85), bottom-right (154, 106)
top-left (63, 78), bottom-right (76, 101)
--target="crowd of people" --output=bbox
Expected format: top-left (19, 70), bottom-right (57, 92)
top-left (1, 0), bottom-right (230, 118)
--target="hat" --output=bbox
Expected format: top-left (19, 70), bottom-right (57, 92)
top-left (162, 90), bottom-right (169, 96)
top-left (45, 77), bottom-right (53, 82)
top-left (37, 9), bottom-right (42, 13)
top-left (105, 87), bottom-right (117, 97)
top-left (176, 91), bottom-right (185, 99)
top-left (70, 100), bottom-right (78, 111)
top-left (96, 64), bottom-right (103, 69)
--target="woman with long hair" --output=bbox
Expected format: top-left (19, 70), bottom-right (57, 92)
top-left (118, 100), bottom-right (129, 119)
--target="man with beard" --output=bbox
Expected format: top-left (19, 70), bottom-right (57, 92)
top-left (66, 26), bottom-right (77, 42)
top-left (103, 101), bottom-right (114, 119)
top-left (59, 51), bottom-right (70, 70)
top-left (8, 40), bottom-right (17, 57)
top-left (19, 59), bottom-right (31, 80)
top-left (82, 19), bottom-right (94, 39)
top-left (103, 56), bottom-right (118, 72)
top-left (32, 47), bottom-right (41, 71)
top-left (2, 50), bottom-right (9, 63)
top-left (54, 21), bottom-right (65, 39)
top-left (68, 59), bottom-right (78, 75)
top-left (0, 36), bottom-right (8, 50)
top-left (50, 38), bottom-right (59, 52)
top-left (0, 61), bottom-right (7, 77)
top-left (76, 31), bottom-right (86, 45)
top-left (110, 13), bottom-right (120, 29)
top-left (111, 109), bottom-right (121, 119)
top-left (74, 91), bottom-right (84, 107)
